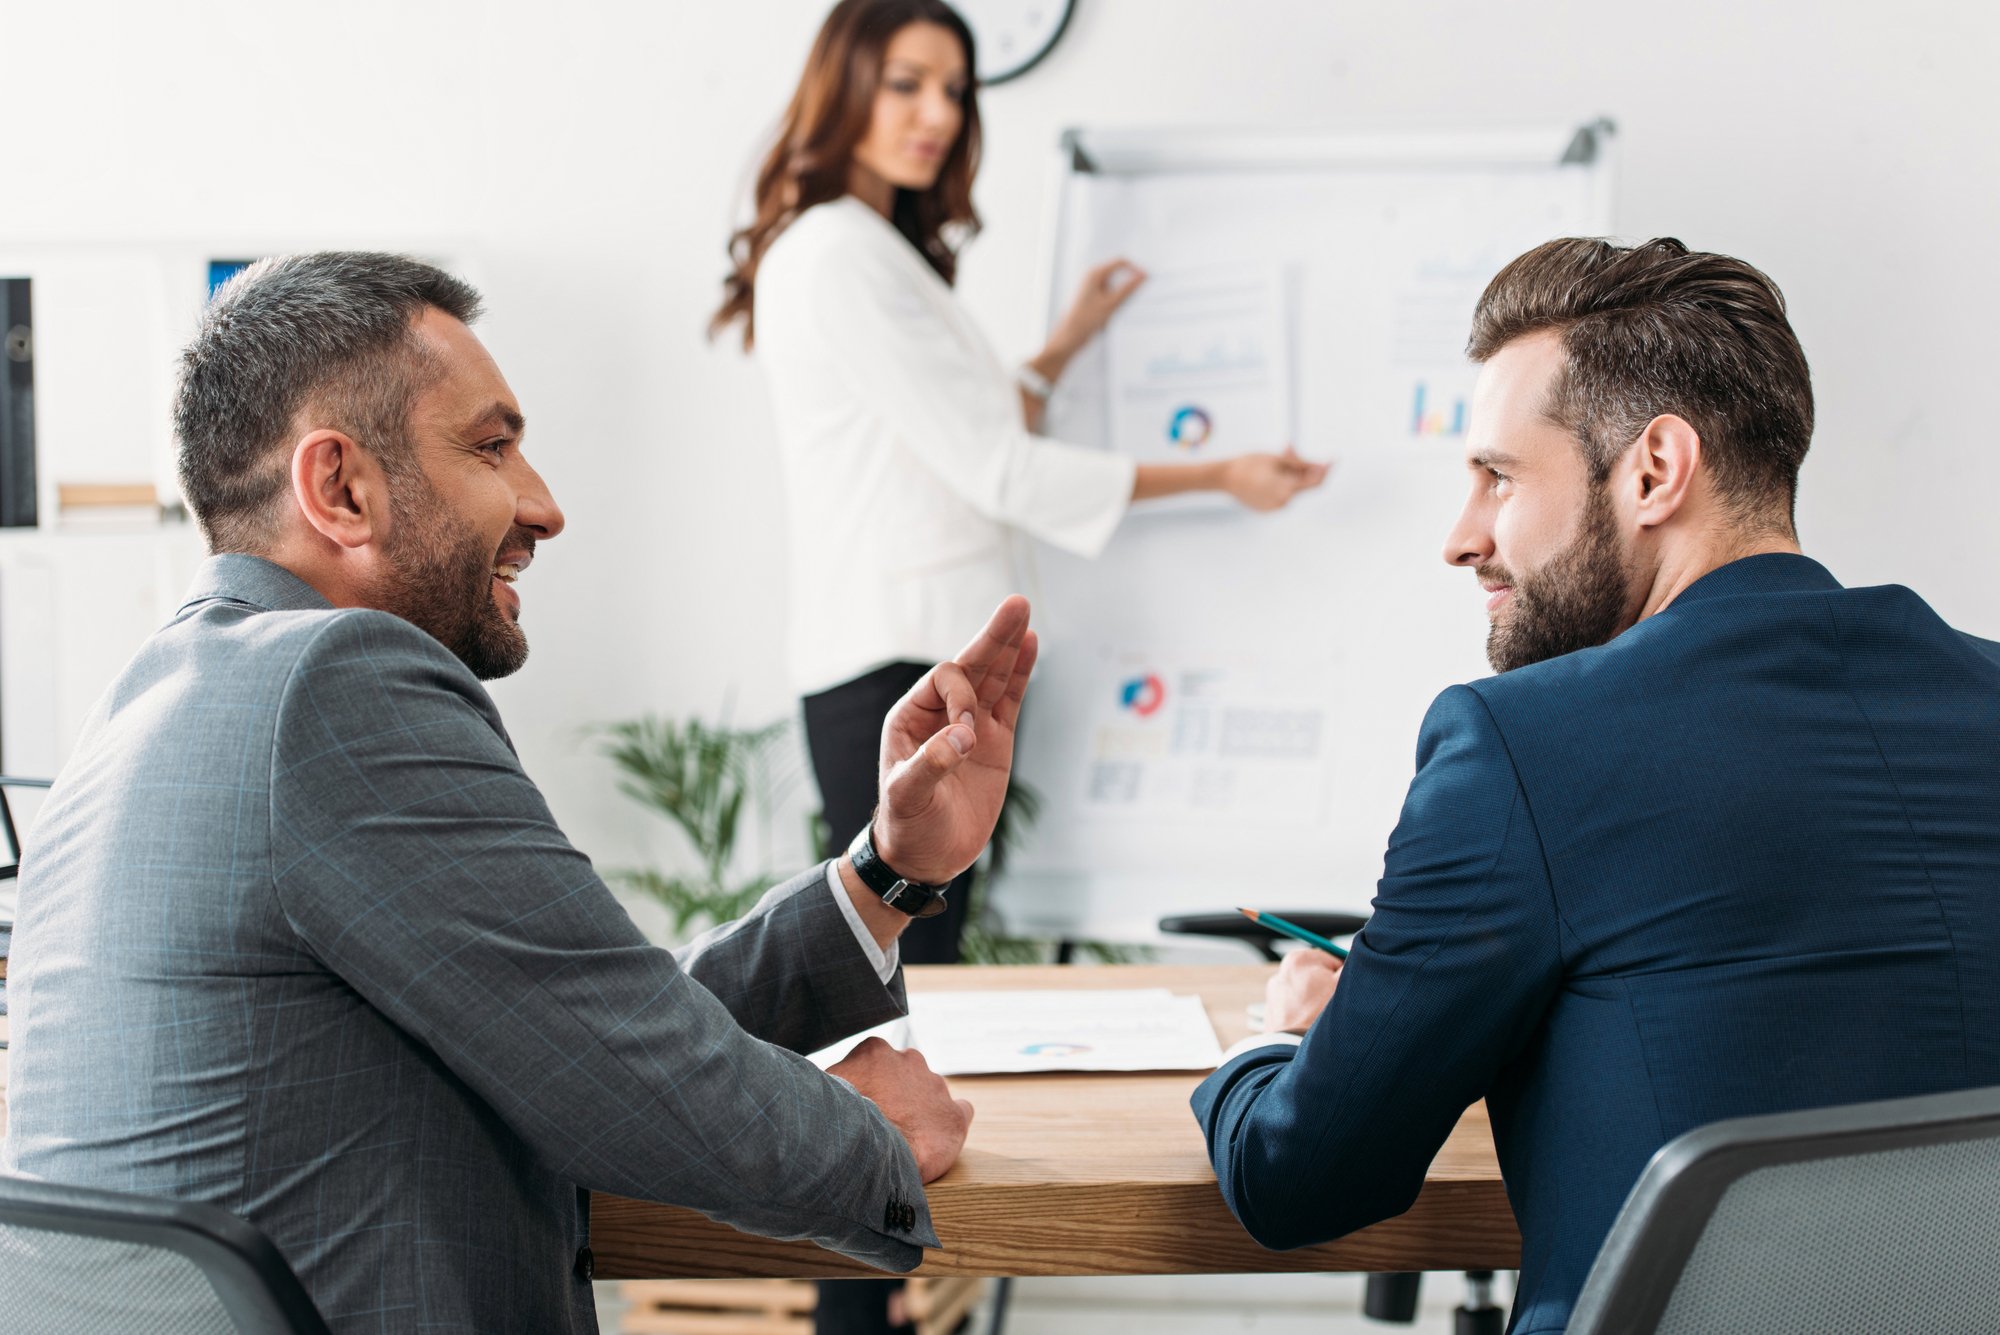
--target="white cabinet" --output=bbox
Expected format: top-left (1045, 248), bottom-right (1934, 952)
top-left (0, 526), bottom-right (206, 779)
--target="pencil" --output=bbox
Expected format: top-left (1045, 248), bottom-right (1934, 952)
top-left (1238, 907), bottom-right (1350, 960)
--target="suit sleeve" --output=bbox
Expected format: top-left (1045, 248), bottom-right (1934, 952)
top-left (672, 866), bottom-right (911, 1053)
top-left (1191, 685), bottom-right (1563, 1249)
top-left (267, 613), bottom-right (938, 1267)
top-left (803, 241), bottom-right (1135, 557)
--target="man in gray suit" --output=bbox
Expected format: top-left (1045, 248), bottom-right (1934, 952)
top-left (1, 253), bottom-right (1036, 1333)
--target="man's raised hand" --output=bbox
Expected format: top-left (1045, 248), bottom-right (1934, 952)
top-left (871, 596), bottom-right (1037, 884)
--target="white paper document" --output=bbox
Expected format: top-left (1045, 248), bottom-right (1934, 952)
top-left (1103, 265), bottom-right (1294, 471)
top-left (1390, 248), bottom-right (1499, 444)
top-left (808, 988), bottom-right (1226, 1076)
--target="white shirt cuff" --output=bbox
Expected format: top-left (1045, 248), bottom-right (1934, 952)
top-left (826, 859), bottom-right (901, 985)
top-left (1220, 1031), bottom-right (1304, 1064)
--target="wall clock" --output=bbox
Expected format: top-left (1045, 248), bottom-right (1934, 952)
top-left (953, 0), bottom-right (1077, 85)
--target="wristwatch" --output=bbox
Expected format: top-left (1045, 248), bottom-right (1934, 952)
top-left (1015, 363), bottom-right (1055, 401)
top-left (847, 824), bottom-right (951, 918)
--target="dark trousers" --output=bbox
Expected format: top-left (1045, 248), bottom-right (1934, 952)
top-left (801, 660), bottom-right (974, 965)
top-left (803, 662), bottom-right (977, 1334)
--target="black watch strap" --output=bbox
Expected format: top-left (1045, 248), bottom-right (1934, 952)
top-left (847, 825), bottom-right (950, 919)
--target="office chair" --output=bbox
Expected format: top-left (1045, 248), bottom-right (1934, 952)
top-left (0, 780), bottom-right (329, 1332)
top-left (1569, 1084), bottom-right (2000, 1334)
top-left (0, 773), bottom-right (51, 883)
top-left (1159, 910), bottom-right (1368, 962)
top-left (1160, 909), bottom-right (1506, 1333)
top-left (0, 1175), bottom-right (332, 1334)
top-left (0, 774), bottom-right (53, 1038)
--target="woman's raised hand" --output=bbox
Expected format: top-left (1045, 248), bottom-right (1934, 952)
top-left (1222, 447), bottom-right (1333, 512)
top-left (1048, 258), bottom-right (1148, 359)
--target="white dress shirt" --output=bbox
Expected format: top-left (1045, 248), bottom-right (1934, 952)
top-left (826, 859), bottom-right (901, 985)
top-left (1220, 1031), bottom-right (1304, 1062)
top-left (756, 196), bottom-right (1137, 695)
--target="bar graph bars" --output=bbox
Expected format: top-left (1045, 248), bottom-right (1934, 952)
top-left (1410, 380), bottom-right (1467, 438)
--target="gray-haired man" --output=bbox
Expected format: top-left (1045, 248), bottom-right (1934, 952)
top-left (1, 253), bottom-right (1034, 1333)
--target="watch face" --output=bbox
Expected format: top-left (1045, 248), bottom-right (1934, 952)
top-left (953, 0), bottom-right (1076, 85)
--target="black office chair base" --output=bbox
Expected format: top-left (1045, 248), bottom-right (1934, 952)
top-left (1453, 1269), bottom-right (1504, 1335)
top-left (1363, 1271), bottom-right (1422, 1322)
top-left (1362, 1269), bottom-right (1507, 1329)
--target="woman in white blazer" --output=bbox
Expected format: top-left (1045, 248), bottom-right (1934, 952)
top-left (712, 0), bottom-right (1326, 992)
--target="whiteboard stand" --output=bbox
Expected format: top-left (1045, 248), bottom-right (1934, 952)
top-left (997, 120), bottom-right (1617, 947)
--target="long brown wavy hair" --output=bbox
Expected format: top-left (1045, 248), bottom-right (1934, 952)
top-left (710, 0), bottom-right (983, 350)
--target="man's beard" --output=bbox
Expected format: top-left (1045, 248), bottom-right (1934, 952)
top-left (1481, 484), bottom-right (1633, 673)
top-left (371, 473), bottom-right (533, 681)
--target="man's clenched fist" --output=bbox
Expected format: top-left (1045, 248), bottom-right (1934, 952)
top-left (828, 1037), bottom-right (974, 1182)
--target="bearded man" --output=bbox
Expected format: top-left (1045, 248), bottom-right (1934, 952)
top-left (1192, 237), bottom-right (2000, 1335)
top-left (2, 253), bottom-right (1035, 1334)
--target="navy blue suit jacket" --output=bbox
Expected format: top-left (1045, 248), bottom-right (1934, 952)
top-left (1192, 554), bottom-right (2000, 1333)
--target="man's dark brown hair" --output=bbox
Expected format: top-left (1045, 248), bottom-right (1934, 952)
top-left (1468, 237), bottom-right (1813, 531)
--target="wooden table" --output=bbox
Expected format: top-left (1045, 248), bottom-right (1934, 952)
top-left (592, 964), bottom-right (1519, 1279)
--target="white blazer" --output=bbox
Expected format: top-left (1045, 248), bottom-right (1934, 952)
top-left (755, 196), bottom-right (1135, 696)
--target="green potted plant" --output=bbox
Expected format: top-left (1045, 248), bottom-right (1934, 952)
top-left (598, 713), bottom-right (1142, 962)
top-left (594, 716), bottom-right (796, 939)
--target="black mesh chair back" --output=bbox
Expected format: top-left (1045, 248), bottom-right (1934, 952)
top-left (0, 1175), bottom-right (332, 1335)
top-left (1569, 1084), bottom-right (2000, 1335)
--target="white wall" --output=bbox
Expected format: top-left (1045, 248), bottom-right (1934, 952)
top-left (5, 0), bottom-right (1997, 904)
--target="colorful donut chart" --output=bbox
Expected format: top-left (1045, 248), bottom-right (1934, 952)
top-left (1166, 404), bottom-right (1212, 450)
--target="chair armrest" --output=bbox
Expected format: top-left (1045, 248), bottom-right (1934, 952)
top-left (1159, 911), bottom-right (1368, 961)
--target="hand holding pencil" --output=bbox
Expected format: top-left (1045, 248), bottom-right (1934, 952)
top-left (1241, 907), bottom-right (1347, 1034)
top-left (1239, 907), bottom-right (1349, 959)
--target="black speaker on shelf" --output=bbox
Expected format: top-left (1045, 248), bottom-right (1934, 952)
top-left (1, 277), bottom-right (36, 528)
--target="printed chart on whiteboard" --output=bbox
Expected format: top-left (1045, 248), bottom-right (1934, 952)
top-left (1391, 244), bottom-right (1518, 446)
top-left (1004, 125), bottom-right (1614, 936)
top-left (1080, 652), bottom-right (1335, 827)
top-left (1103, 265), bottom-right (1294, 476)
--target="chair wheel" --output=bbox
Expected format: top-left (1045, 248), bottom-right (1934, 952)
top-left (1363, 1272), bottom-right (1421, 1322)
top-left (1454, 1307), bottom-right (1505, 1335)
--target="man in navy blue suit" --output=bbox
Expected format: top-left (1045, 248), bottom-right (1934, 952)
top-left (1192, 237), bottom-right (2000, 1334)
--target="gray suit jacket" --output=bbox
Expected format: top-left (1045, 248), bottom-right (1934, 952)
top-left (1, 554), bottom-right (936, 1334)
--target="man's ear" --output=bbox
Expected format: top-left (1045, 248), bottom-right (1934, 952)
top-left (1628, 414), bottom-right (1702, 531)
top-left (290, 430), bottom-right (389, 550)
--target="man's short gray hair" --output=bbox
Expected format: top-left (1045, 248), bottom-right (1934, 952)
top-left (174, 252), bottom-right (483, 552)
